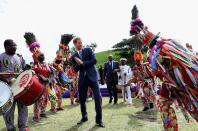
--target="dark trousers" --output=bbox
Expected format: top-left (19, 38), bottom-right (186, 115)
top-left (107, 82), bottom-right (118, 103)
top-left (78, 76), bottom-right (102, 123)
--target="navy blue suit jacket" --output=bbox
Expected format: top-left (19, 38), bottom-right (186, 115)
top-left (71, 48), bottom-right (98, 82)
top-left (104, 61), bottom-right (119, 84)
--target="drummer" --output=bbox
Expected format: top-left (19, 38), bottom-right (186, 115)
top-left (0, 39), bottom-right (28, 131)
top-left (32, 53), bottom-right (50, 121)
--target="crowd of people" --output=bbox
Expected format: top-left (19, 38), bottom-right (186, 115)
top-left (0, 36), bottom-right (151, 131)
top-left (1, 8), bottom-right (198, 131)
top-left (1, 33), bottom-right (198, 131)
top-left (0, 33), bottom-right (110, 131)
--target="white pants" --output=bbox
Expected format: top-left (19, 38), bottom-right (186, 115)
top-left (121, 86), bottom-right (132, 104)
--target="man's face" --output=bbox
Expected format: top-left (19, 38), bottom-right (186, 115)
top-left (74, 39), bottom-right (83, 51)
top-left (121, 60), bottom-right (126, 65)
top-left (5, 42), bottom-right (17, 55)
top-left (108, 56), bottom-right (113, 61)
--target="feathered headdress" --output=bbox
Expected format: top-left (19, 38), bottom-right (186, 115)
top-left (131, 5), bottom-right (139, 20)
top-left (130, 5), bottom-right (144, 36)
top-left (24, 32), bottom-right (40, 52)
top-left (24, 32), bottom-right (43, 62)
top-left (60, 34), bottom-right (74, 45)
top-left (130, 5), bottom-right (158, 46)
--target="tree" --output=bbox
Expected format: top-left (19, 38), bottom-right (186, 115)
top-left (85, 43), bottom-right (97, 52)
top-left (112, 36), bottom-right (146, 65)
top-left (70, 43), bottom-right (97, 54)
top-left (70, 46), bottom-right (76, 54)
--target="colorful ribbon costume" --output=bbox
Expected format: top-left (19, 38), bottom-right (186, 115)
top-left (130, 15), bottom-right (198, 130)
top-left (52, 34), bottom-right (77, 105)
top-left (53, 34), bottom-right (74, 86)
top-left (24, 32), bottom-right (50, 121)
top-left (65, 64), bottom-right (78, 104)
top-left (131, 53), bottom-right (157, 111)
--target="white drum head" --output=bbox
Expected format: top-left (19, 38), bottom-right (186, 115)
top-left (0, 82), bottom-right (12, 107)
top-left (11, 70), bottom-right (33, 96)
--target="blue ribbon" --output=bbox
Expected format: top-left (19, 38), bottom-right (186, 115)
top-left (151, 48), bottom-right (161, 69)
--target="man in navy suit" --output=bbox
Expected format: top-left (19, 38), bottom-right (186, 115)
top-left (71, 37), bottom-right (104, 127)
top-left (104, 55), bottom-right (120, 104)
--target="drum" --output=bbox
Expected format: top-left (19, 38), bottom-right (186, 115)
top-left (11, 70), bottom-right (44, 106)
top-left (0, 81), bottom-right (13, 115)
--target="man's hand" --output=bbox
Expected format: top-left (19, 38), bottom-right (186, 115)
top-left (74, 57), bottom-right (84, 65)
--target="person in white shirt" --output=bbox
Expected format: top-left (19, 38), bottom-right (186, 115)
top-left (118, 58), bottom-right (132, 104)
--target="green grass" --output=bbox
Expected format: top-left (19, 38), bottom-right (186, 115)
top-left (0, 98), bottom-right (198, 131)
top-left (95, 50), bottom-right (121, 67)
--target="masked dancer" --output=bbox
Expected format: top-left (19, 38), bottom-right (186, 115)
top-left (130, 5), bottom-right (198, 131)
top-left (24, 32), bottom-right (50, 122)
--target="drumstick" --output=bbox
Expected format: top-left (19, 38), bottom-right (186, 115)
top-left (0, 72), bottom-right (20, 75)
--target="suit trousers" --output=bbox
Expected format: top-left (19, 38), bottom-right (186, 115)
top-left (107, 82), bottom-right (118, 103)
top-left (78, 75), bottom-right (102, 123)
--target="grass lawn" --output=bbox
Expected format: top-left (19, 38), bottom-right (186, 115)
top-left (0, 98), bottom-right (198, 131)
top-left (95, 50), bottom-right (120, 67)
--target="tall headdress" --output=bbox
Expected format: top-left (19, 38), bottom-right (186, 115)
top-left (54, 34), bottom-right (74, 68)
top-left (56, 34), bottom-right (74, 59)
top-left (59, 34), bottom-right (74, 50)
top-left (60, 34), bottom-right (74, 45)
top-left (130, 5), bottom-right (159, 47)
top-left (24, 32), bottom-right (43, 61)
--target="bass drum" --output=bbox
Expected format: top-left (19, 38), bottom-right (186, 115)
top-left (0, 81), bottom-right (13, 115)
top-left (12, 70), bottom-right (44, 106)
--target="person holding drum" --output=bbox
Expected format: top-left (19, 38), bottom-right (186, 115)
top-left (24, 32), bottom-right (50, 122)
top-left (0, 39), bottom-right (28, 131)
